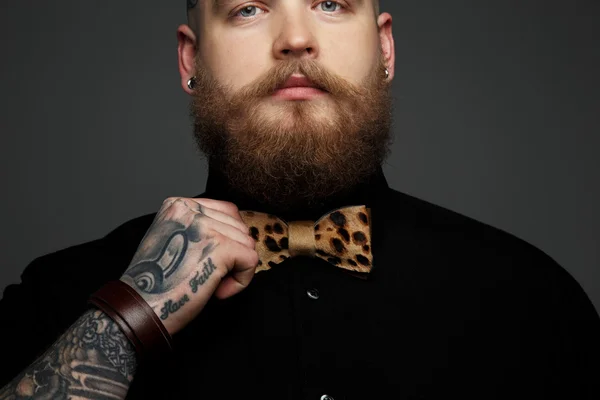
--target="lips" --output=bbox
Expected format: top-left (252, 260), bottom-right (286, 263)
top-left (272, 75), bottom-right (327, 100)
top-left (279, 75), bottom-right (323, 91)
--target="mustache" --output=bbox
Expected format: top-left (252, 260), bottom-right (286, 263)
top-left (235, 59), bottom-right (363, 100)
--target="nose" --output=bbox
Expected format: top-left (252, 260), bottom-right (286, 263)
top-left (272, 13), bottom-right (319, 60)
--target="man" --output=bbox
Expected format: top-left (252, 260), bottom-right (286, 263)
top-left (0, 1), bottom-right (598, 399)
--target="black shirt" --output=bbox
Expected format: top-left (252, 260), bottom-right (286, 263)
top-left (1, 166), bottom-right (599, 399)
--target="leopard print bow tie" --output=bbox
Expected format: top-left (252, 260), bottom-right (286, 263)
top-left (239, 205), bottom-right (372, 275)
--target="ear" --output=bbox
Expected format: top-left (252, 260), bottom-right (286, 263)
top-left (377, 13), bottom-right (395, 81)
top-left (177, 24), bottom-right (197, 95)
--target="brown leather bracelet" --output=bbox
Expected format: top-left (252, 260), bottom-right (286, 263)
top-left (89, 280), bottom-right (173, 363)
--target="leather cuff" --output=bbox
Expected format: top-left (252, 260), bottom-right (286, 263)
top-left (89, 280), bottom-right (173, 363)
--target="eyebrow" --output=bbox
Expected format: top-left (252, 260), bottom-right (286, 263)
top-left (212, 0), bottom-right (236, 13)
top-left (211, 0), bottom-right (367, 14)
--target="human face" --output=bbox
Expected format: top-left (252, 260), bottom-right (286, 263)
top-left (177, 1), bottom-right (395, 210)
top-left (180, 0), bottom-right (394, 114)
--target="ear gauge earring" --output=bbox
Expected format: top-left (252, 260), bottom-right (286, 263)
top-left (187, 77), bottom-right (196, 90)
top-left (384, 69), bottom-right (390, 80)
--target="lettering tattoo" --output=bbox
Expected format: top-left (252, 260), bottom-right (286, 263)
top-left (160, 294), bottom-right (190, 320)
top-left (0, 309), bottom-right (136, 400)
top-left (189, 257), bottom-right (218, 294)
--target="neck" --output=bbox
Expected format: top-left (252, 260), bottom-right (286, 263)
top-left (201, 163), bottom-right (389, 222)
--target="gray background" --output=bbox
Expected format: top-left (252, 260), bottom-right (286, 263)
top-left (0, 1), bottom-right (598, 314)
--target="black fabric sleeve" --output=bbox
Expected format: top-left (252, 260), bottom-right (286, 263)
top-left (0, 257), bottom-right (66, 388)
top-left (0, 214), bottom-right (151, 389)
top-left (0, 238), bottom-right (127, 389)
top-left (546, 261), bottom-right (600, 398)
top-left (0, 214), bottom-right (152, 389)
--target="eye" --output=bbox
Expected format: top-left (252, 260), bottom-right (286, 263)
top-left (236, 5), bottom-right (264, 18)
top-left (320, 1), bottom-right (342, 12)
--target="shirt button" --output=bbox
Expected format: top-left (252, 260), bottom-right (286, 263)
top-left (307, 288), bottom-right (320, 300)
top-left (321, 395), bottom-right (334, 400)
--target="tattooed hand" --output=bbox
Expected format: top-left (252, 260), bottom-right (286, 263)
top-left (0, 198), bottom-right (257, 400)
top-left (120, 198), bottom-right (259, 335)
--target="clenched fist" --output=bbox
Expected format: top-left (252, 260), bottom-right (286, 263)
top-left (120, 197), bottom-right (259, 335)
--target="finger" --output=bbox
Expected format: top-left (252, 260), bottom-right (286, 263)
top-left (192, 213), bottom-right (255, 250)
top-left (158, 198), bottom-right (248, 234)
top-left (213, 242), bottom-right (259, 300)
top-left (186, 198), bottom-right (245, 223)
top-left (214, 271), bottom-right (255, 300)
top-left (192, 202), bottom-right (250, 236)
top-left (156, 197), bottom-right (198, 221)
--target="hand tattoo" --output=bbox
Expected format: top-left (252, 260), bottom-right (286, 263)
top-left (189, 258), bottom-right (218, 294)
top-left (159, 294), bottom-right (190, 321)
top-left (123, 217), bottom-right (219, 298)
top-left (124, 229), bottom-right (190, 294)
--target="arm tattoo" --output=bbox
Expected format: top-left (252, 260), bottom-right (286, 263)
top-left (0, 309), bottom-right (137, 400)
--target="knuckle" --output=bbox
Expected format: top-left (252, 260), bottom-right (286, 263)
top-left (162, 197), bottom-right (187, 212)
top-left (249, 249), bottom-right (260, 266)
top-left (209, 230), bottom-right (226, 246)
top-left (172, 198), bottom-right (186, 207)
top-left (192, 211), bottom-right (207, 225)
top-left (159, 198), bottom-right (174, 212)
top-left (162, 196), bottom-right (178, 205)
top-left (240, 222), bottom-right (251, 234)
top-left (222, 201), bottom-right (240, 214)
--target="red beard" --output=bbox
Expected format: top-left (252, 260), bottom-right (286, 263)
top-left (191, 57), bottom-right (393, 210)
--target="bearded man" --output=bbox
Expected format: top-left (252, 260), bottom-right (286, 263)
top-left (0, 1), bottom-right (599, 399)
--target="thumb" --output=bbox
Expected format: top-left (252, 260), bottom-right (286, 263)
top-left (214, 262), bottom-right (257, 300)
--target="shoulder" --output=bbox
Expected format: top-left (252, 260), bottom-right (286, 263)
top-left (22, 212), bottom-right (157, 292)
top-left (383, 187), bottom-right (550, 259)
top-left (380, 188), bottom-right (592, 306)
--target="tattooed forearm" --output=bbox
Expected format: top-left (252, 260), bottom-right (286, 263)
top-left (189, 258), bottom-right (217, 294)
top-left (0, 309), bottom-right (137, 400)
top-left (159, 294), bottom-right (190, 320)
